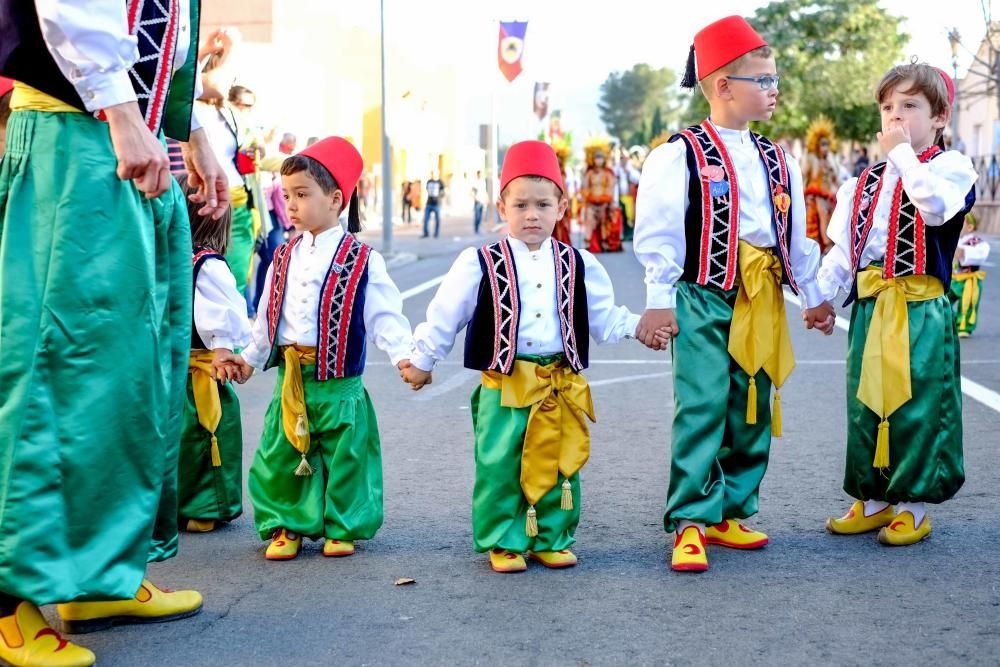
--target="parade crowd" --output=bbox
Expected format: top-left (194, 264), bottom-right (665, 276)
top-left (0, 5), bottom-right (989, 667)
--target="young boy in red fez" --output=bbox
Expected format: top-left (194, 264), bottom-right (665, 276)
top-left (232, 136), bottom-right (414, 560)
top-left (402, 140), bottom-right (665, 573)
top-left (817, 63), bottom-right (976, 546)
top-left (633, 15), bottom-right (836, 573)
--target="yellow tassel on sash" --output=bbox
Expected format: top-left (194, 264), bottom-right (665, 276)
top-left (482, 359), bottom-right (596, 536)
top-left (771, 390), bottom-right (783, 437)
top-left (728, 241), bottom-right (796, 435)
top-left (189, 350), bottom-right (224, 468)
top-left (560, 479), bottom-right (574, 511)
top-left (280, 345), bottom-right (318, 475)
top-left (952, 270), bottom-right (986, 329)
top-left (856, 266), bottom-right (944, 469)
top-left (10, 82), bottom-right (82, 113)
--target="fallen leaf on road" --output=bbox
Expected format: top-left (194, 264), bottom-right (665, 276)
top-left (394, 577), bottom-right (416, 586)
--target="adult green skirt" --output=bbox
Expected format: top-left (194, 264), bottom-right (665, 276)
top-left (248, 370), bottom-right (384, 541)
top-left (664, 282), bottom-right (774, 532)
top-left (843, 294), bottom-right (964, 503)
top-left (225, 202), bottom-right (254, 294)
top-left (178, 375), bottom-right (243, 523)
top-left (470, 354), bottom-right (581, 553)
top-left (0, 110), bottom-right (190, 604)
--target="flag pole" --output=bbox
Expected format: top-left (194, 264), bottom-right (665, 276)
top-left (379, 0), bottom-right (393, 256)
top-left (488, 17), bottom-right (498, 227)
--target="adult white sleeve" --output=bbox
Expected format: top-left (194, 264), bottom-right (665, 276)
top-left (363, 251), bottom-right (414, 366)
top-left (35, 0), bottom-right (138, 111)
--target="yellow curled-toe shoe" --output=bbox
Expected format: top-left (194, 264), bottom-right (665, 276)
top-left (322, 539), bottom-right (355, 557)
top-left (671, 526), bottom-right (708, 572)
top-left (527, 549), bottom-right (578, 569)
top-left (56, 580), bottom-right (202, 635)
top-left (265, 528), bottom-right (302, 561)
top-left (705, 519), bottom-right (769, 549)
top-left (877, 512), bottom-right (932, 546)
top-left (185, 519), bottom-right (216, 533)
top-left (488, 549), bottom-right (527, 573)
top-left (826, 501), bottom-right (895, 535)
top-left (0, 602), bottom-right (95, 667)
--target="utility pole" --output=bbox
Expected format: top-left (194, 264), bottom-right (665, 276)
top-left (380, 0), bottom-right (393, 255)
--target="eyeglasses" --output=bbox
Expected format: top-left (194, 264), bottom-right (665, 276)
top-left (726, 74), bottom-right (780, 90)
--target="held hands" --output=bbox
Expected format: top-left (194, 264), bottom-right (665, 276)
top-left (636, 308), bottom-right (679, 351)
top-left (212, 349), bottom-right (254, 383)
top-left (802, 301), bottom-right (836, 336)
top-left (877, 124), bottom-right (910, 154)
top-left (398, 359), bottom-right (433, 391)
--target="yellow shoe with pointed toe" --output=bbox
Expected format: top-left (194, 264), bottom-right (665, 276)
top-left (265, 528), bottom-right (302, 561)
top-left (527, 549), bottom-right (578, 568)
top-left (671, 526), bottom-right (709, 572)
top-left (57, 580), bottom-right (202, 635)
top-left (185, 519), bottom-right (216, 533)
top-left (877, 512), bottom-right (932, 546)
top-left (705, 519), bottom-right (769, 549)
top-left (0, 602), bottom-right (95, 667)
top-left (322, 539), bottom-right (355, 557)
top-left (826, 501), bottom-right (895, 535)
top-left (488, 549), bottom-right (527, 573)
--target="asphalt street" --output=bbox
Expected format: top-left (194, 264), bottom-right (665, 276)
top-left (60, 213), bottom-right (1000, 666)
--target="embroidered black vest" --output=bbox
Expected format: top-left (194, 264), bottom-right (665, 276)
top-left (671, 120), bottom-right (798, 293)
top-left (191, 245), bottom-right (226, 350)
top-left (0, 0), bottom-right (200, 139)
top-left (464, 239), bottom-right (589, 374)
top-left (845, 146), bottom-right (975, 305)
top-left (264, 233), bottom-right (371, 379)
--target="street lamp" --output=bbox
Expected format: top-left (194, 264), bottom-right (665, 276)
top-left (948, 28), bottom-right (962, 151)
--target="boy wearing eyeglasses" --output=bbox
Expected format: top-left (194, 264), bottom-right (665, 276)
top-left (633, 16), bottom-right (835, 573)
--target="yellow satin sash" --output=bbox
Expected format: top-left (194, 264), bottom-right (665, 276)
top-left (230, 185), bottom-right (249, 209)
top-left (10, 82), bottom-right (82, 113)
top-left (953, 270), bottom-right (986, 328)
top-left (189, 350), bottom-right (223, 468)
top-left (280, 345), bottom-right (317, 476)
top-left (727, 241), bottom-right (795, 436)
top-left (856, 266), bottom-right (944, 469)
top-left (482, 359), bottom-right (595, 537)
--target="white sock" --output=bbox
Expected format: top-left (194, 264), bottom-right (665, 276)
top-left (896, 501), bottom-right (927, 526)
top-left (862, 499), bottom-right (891, 517)
top-left (677, 520), bottom-right (705, 535)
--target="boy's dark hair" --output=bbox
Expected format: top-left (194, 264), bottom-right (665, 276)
top-left (178, 173), bottom-right (232, 255)
top-left (280, 154), bottom-right (362, 233)
top-left (0, 90), bottom-right (11, 131)
top-left (499, 175), bottom-right (564, 201)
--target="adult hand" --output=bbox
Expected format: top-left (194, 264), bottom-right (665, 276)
top-left (104, 101), bottom-right (170, 199)
top-left (182, 128), bottom-right (230, 219)
top-left (636, 308), bottom-right (679, 349)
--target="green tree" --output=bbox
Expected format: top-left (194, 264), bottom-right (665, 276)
top-left (598, 64), bottom-right (678, 143)
top-left (681, 0), bottom-right (907, 142)
top-left (649, 105), bottom-right (665, 140)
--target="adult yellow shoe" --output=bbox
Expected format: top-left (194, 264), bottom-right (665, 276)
top-left (0, 602), bottom-right (95, 667)
top-left (877, 512), bottom-right (932, 546)
top-left (185, 519), bottom-right (216, 533)
top-left (527, 549), bottom-right (578, 569)
top-left (57, 581), bottom-right (202, 635)
top-left (488, 549), bottom-right (527, 573)
top-left (265, 528), bottom-right (302, 561)
top-left (705, 519), bottom-right (769, 549)
top-left (671, 526), bottom-right (708, 572)
top-left (826, 501), bottom-right (895, 535)
top-left (322, 539), bottom-right (355, 557)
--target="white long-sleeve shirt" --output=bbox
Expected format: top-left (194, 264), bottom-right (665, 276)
top-left (194, 256), bottom-right (251, 351)
top-left (241, 227), bottom-right (413, 370)
top-left (633, 121), bottom-right (823, 309)
top-left (410, 236), bottom-right (641, 372)
top-left (956, 234), bottom-right (991, 268)
top-left (817, 144), bottom-right (977, 301)
top-left (36, 0), bottom-right (201, 131)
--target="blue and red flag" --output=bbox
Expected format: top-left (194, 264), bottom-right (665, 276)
top-left (498, 21), bottom-right (528, 82)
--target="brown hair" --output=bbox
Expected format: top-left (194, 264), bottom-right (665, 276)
top-left (280, 155), bottom-right (362, 233)
top-left (876, 61), bottom-right (951, 147)
top-left (499, 175), bottom-right (564, 201)
top-left (178, 174), bottom-right (232, 255)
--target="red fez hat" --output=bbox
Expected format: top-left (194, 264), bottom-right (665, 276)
top-left (693, 16), bottom-right (768, 81)
top-left (297, 136), bottom-right (363, 198)
top-left (0, 76), bottom-right (13, 98)
top-left (935, 67), bottom-right (956, 105)
top-left (500, 140), bottom-right (566, 194)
